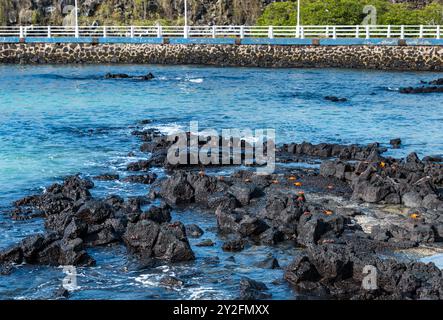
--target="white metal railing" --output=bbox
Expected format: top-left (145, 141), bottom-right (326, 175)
top-left (0, 25), bottom-right (441, 39)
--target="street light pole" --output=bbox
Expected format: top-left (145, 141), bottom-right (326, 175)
top-left (296, 0), bottom-right (301, 38)
top-left (74, 0), bottom-right (79, 38)
top-left (184, 0), bottom-right (189, 38)
top-left (184, 0), bottom-right (188, 28)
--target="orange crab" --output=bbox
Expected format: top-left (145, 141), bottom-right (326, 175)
top-left (380, 161), bottom-right (386, 169)
top-left (297, 192), bottom-right (306, 202)
top-left (294, 182), bottom-right (303, 187)
top-left (323, 210), bottom-right (334, 216)
top-left (288, 176), bottom-right (297, 181)
top-left (410, 213), bottom-right (420, 219)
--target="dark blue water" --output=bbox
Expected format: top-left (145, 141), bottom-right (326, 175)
top-left (0, 65), bottom-right (442, 299)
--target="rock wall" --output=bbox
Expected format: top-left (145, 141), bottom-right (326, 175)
top-left (2, 1), bottom-right (438, 26)
top-left (0, 42), bottom-right (442, 70)
top-left (0, 0), bottom-right (276, 26)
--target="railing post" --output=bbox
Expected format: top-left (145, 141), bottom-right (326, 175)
top-left (75, 25), bottom-right (79, 38)
top-left (325, 26), bottom-right (329, 38)
top-left (296, 25), bottom-right (300, 38)
top-left (332, 26), bottom-right (337, 39)
top-left (47, 26), bottom-right (51, 38)
top-left (400, 25), bottom-right (405, 39)
top-left (355, 25), bottom-right (359, 38)
top-left (103, 26), bottom-right (107, 38)
top-left (300, 26), bottom-right (304, 39)
top-left (419, 24), bottom-right (424, 38)
top-left (365, 25), bottom-right (370, 39)
top-left (268, 26), bottom-right (274, 39)
top-left (437, 25), bottom-right (441, 39)
top-left (387, 25), bottom-right (391, 38)
top-left (19, 26), bottom-right (24, 38)
top-left (212, 26), bottom-right (216, 38)
top-left (130, 26), bottom-right (135, 38)
top-left (240, 26), bottom-right (245, 39)
top-left (157, 25), bottom-right (162, 38)
top-left (184, 26), bottom-right (189, 39)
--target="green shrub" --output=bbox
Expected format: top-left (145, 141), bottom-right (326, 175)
top-left (257, 1), bottom-right (298, 25)
top-left (257, 0), bottom-right (443, 26)
top-left (0, 0), bottom-right (13, 26)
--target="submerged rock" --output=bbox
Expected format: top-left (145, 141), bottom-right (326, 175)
top-left (222, 239), bottom-right (246, 252)
top-left (389, 138), bottom-right (402, 149)
top-left (127, 160), bottom-right (151, 172)
top-left (93, 174), bottom-right (120, 181)
top-left (325, 96), bottom-right (348, 102)
top-left (256, 255), bottom-right (280, 269)
top-left (53, 286), bottom-right (70, 299)
top-left (122, 173), bottom-right (157, 184)
top-left (104, 73), bottom-right (155, 80)
top-left (185, 224), bottom-right (204, 238)
top-left (421, 78), bottom-right (443, 85)
top-left (400, 86), bottom-right (443, 94)
top-left (159, 275), bottom-right (184, 288)
top-left (195, 239), bottom-right (215, 247)
top-left (239, 277), bottom-right (272, 300)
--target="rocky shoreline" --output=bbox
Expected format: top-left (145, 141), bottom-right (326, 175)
top-left (1, 121), bottom-right (443, 300)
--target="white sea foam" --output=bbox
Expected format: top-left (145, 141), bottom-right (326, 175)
top-left (187, 287), bottom-right (226, 300)
top-left (421, 254), bottom-right (443, 269)
top-left (134, 274), bottom-right (160, 287)
top-left (146, 123), bottom-right (185, 136)
top-left (189, 78), bottom-right (204, 84)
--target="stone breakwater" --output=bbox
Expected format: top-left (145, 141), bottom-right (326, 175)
top-left (0, 43), bottom-right (442, 71)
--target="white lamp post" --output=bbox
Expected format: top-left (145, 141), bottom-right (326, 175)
top-left (74, 0), bottom-right (79, 38)
top-left (296, 0), bottom-right (301, 38)
top-left (184, 0), bottom-right (188, 27)
top-left (184, 0), bottom-right (189, 38)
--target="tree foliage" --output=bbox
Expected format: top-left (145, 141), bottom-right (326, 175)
top-left (257, 0), bottom-right (443, 25)
top-left (0, 0), bottom-right (13, 26)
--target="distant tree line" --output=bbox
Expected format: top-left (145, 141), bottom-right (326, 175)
top-left (1, 0), bottom-right (442, 26)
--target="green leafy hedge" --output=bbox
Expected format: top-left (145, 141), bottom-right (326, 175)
top-left (257, 0), bottom-right (443, 25)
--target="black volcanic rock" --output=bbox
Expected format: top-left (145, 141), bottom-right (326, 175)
top-left (325, 96), bottom-right (348, 102)
top-left (239, 277), bottom-right (272, 300)
top-left (104, 73), bottom-right (154, 80)
top-left (123, 220), bottom-right (194, 262)
top-left (400, 86), bottom-right (443, 94)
